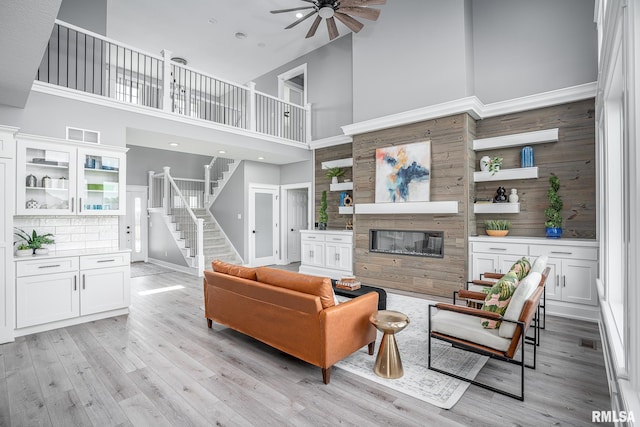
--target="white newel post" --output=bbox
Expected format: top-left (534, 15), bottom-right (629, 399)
top-left (197, 218), bottom-right (205, 276)
top-left (161, 49), bottom-right (173, 113)
top-left (305, 103), bottom-right (312, 143)
top-left (204, 164), bottom-right (211, 205)
top-left (163, 166), bottom-right (171, 215)
top-left (248, 81), bottom-right (257, 132)
top-left (147, 171), bottom-right (155, 207)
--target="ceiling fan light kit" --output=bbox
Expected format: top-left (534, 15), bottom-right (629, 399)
top-left (271, 0), bottom-right (385, 41)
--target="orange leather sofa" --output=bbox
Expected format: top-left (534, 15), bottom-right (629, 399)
top-left (203, 260), bottom-right (379, 384)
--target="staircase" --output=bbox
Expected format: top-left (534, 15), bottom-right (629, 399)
top-left (149, 158), bottom-right (243, 276)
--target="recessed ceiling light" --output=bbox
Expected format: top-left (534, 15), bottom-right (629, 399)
top-left (235, 32), bottom-right (247, 39)
top-left (218, 150), bottom-right (226, 154)
top-left (295, 12), bottom-right (303, 18)
top-left (257, 156), bottom-right (264, 160)
top-left (169, 142), bottom-right (179, 147)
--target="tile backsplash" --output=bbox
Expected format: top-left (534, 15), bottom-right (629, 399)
top-left (13, 216), bottom-right (120, 251)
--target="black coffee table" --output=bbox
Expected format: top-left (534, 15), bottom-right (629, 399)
top-left (332, 280), bottom-right (387, 310)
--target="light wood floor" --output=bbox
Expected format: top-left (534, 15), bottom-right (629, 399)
top-left (0, 268), bottom-right (611, 426)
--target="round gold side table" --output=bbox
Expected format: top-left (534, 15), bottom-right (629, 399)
top-left (369, 310), bottom-right (410, 379)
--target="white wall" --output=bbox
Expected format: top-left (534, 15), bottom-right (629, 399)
top-left (352, 0), bottom-right (472, 122)
top-left (472, 0), bottom-right (597, 103)
top-left (148, 210), bottom-right (189, 266)
top-left (126, 145), bottom-right (212, 186)
top-left (211, 161), bottom-right (246, 259)
top-left (58, 0), bottom-right (107, 35)
top-left (280, 160), bottom-right (312, 185)
top-left (252, 35), bottom-right (353, 141)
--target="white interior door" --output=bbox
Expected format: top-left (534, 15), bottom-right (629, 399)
top-left (249, 185), bottom-right (279, 266)
top-left (286, 188), bottom-right (308, 263)
top-left (121, 186), bottom-right (148, 262)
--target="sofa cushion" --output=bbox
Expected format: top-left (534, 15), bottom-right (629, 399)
top-left (508, 256), bottom-right (531, 281)
top-left (481, 271), bottom-right (519, 329)
top-left (431, 308), bottom-right (511, 352)
top-left (498, 272), bottom-right (542, 338)
top-left (256, 267), bottom-right (335, 309)
top-left (530, 255), bottom-right (548, 274)
top-left (212, 260), bottom-right (257, 281)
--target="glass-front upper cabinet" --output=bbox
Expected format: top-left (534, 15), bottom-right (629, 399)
top-left (77, 148), bottom-right (125, 215)
top-left (16, 136), bottom-right (126, 216)
top-left (16, 139), bottom-right (77, 215)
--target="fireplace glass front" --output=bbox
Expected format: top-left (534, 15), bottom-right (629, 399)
top-left (369, 229), bottom-right (444, 258)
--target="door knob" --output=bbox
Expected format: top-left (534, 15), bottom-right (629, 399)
top-left (252, 230), bottom-right (256, 234)
top-left (291, 228), bottom-right (294, 231)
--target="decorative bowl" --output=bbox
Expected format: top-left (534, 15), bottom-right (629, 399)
top-left (486, 230), bottom-right (509, 237)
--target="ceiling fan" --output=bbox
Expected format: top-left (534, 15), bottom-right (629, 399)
top-left (270, 0), bottom-right (385, 41)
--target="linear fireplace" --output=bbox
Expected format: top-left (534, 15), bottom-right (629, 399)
top-left (369, 229), bottom-right (444, 258)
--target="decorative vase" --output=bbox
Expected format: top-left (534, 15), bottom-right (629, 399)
top-left (486, 230), bottom-right (509, 237)
top-left (521, 146), bottom-right (534, 167)
top-left (35, 248), bottom-right (49, 255)
top-left (545, 227), bottom-right (562, 238)
top-left (26, 199), bottom-right (40, 209)
top-left (15, 249), bottom-right (32, 257)
top-left (480, 156), bottom-right (491, 172)
top-left (331, 177), bottom-right (338, 184)
top-left (509, 189), bottom-right (519, 203)
top-left (318, 222), bottom-right (327, 230)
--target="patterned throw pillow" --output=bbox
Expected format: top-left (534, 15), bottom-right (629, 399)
top-left (508, 257), bottom-right (531, 281)
top-left (481, 271), bottom-right (519, 329)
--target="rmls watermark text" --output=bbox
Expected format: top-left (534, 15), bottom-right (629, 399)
top-left (592, 411), bottom-right (635, 423)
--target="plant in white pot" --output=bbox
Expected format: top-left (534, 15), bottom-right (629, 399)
top-left (14, 227), bottom-right (55, 255)
top-left (325, 167), bottom-right (345, 184)
top-left (15, 243), bottom-right (33, 257)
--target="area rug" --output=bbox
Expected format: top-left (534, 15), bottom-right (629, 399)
top-left (335, 293), bottom-right (488, 409)
top-left (130, 262), bottom-right (174, 278)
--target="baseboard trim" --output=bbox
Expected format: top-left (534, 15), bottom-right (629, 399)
top-left (14, 308), bottom-right (130, 337)
top-left (545, 300), bottom-right (599, 322)
top-left (147, 258), bottom-right (200, 277)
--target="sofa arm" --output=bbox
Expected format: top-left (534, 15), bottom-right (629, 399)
top-left (320, 292), bottom-right (378, 367)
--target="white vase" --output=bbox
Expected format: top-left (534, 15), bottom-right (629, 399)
top-left (16, 249), bottom-right (33, 257)
top-left (35, 248), bottom-right (49, 255)
top-left (509, 188), bottom-right (519, 203)
top-left (480, 156), bottom-right (491, 172)
top-left (331, 177), bottom-right (338, 184)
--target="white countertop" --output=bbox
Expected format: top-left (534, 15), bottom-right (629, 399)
top-left (469, 235), bottom-right (598, 247)
top-left (300, 229), bottom-right (353, 235)
top-left (14, 248), bottom-right (131, 261)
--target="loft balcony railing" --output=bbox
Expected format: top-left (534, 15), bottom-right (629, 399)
top-left (36, 20), bottom-right (311, 144)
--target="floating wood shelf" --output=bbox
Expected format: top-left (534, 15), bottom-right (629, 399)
top-left (338, 206), bottom-right (353, 214)
top-left (354, 201), bottom-right (458, 215)
top-left (330, 182), bottom-right (353, 191)
top-left (474, 167), bottom-right (538, 182)
top-left (473, 128), bottom-right (559, 151)
top-left (321, 158), bottom-right (353, 169)
top-left (474, 203), bottom-right (520, 214)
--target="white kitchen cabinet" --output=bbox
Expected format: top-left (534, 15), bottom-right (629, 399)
top-left (469, 241), bottom-right (528, 279)
top-left (0, 125), bottom-right (17, 344)
top-left (16, 134), bottom-right (126, 216)
top-left (299, 230), bottom-right (353, 279)
top-left (14, 251), bottom-right (130, 334)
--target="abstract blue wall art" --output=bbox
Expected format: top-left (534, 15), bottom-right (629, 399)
top-left (375, 141), bottom-right (431, 203)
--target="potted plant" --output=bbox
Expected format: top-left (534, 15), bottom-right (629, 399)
top-left (484, 219), bottom-right (511, 237)
top-left (15, 243), bottom-right (33, 257)
top-left (325, 167), bottom-right (345, 184)
top-left (488, 156), bottom-right (503, 175)
top-left (318, 190), bottom-right (328, 230)
top-left (544, 175), bottom-right (563, 238)
top-left (14, 227), bottom-right (55, 255)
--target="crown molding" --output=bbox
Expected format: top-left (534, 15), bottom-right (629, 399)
top-left (342, 97), bottom-right (483, 136)
top-left (340, 83), bottom-right (597, 138)
top-left (308, 134), bottom-right (353, 150)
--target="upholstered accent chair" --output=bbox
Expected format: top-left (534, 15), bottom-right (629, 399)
top-left (428, 267), bottom-right (550, 400)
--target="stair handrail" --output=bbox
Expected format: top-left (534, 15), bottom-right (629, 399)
top-left (165, 169), bottom-right (205, 273)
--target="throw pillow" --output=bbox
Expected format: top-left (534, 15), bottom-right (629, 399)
top-left (481, 271), bottom-right (519, 329)
top-left (530, 255), bottom-right (548, 274)
top-left (498, 272), bottom-right (542, 338)
top-left (508, 257), bottom-right (531, 281)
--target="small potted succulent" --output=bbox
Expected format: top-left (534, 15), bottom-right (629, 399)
top-left (325, 167), bottom-right (345, 184)
top-left (14, 227), bottom-right (55, 255)
top-left (484, 219), bottom-right (511, 237)
top-left (544, 175), bottom-right (563, 238)
top-left (15, 243), bottom-right (33, 257)
top-left (318, 190), bottom-right (328, 230)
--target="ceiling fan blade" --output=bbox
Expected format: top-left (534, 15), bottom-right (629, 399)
top-left (300, 0), bottom-right (316, 3)
top-left (326, 16), bottom-right (339, 40)
top-left (271, 6), bottom-right (314, 14)
top-left (339, 0), bottom-right (386, 6)
top-left (285, 10), bottom-right (317, 29)
top-left (338, 6), bottom-right (381, 20)
top-left (334, 12), bottom-right (364, 33)
top-left (306, 15), bottom-right (322, 38)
